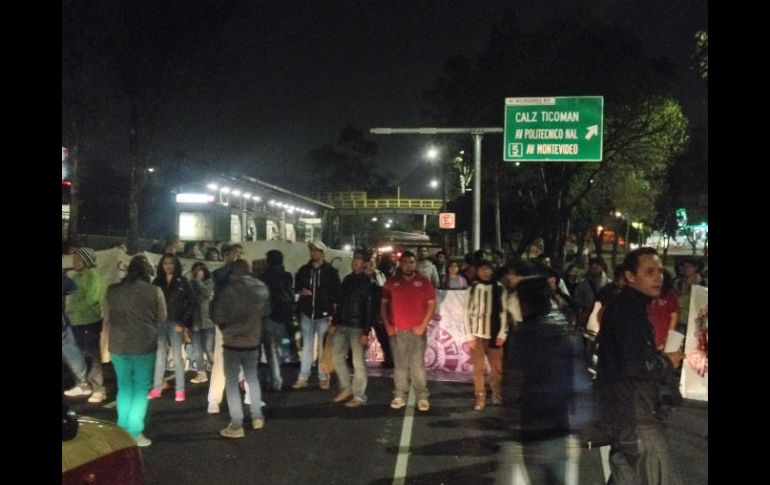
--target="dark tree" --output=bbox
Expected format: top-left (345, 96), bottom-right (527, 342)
top-left (310, 123), bottom-right (394, 196)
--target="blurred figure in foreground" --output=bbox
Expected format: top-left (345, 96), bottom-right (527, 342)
top-left (505, 275), bottom-right (586, 484)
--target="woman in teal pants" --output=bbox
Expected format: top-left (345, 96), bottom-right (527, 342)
top-left (103, 255), bottom-right (167, 447)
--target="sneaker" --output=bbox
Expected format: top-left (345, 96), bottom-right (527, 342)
top-left (219, 424), bottom-right (244, 439)
top-left (345, 397), bottom-right (365, 408)
top-left (292, 379), bottom-right (308, 389)
top-left (191, 371), bottom-right (208, 384)
top-left (474, 393), bottom-right (486, 411)
top-left (207, 402), bottom-right (220, 414)
top-left (319, 379), bottom-right (331, 390)
top-left (147, 388), bottom-right (162, 400)
top-left (333, 389), bottom-right (352, 403)
top-left (390, 397), bottom-right (406, 409)
top-left (64, 384), bottom-right (92, 397)
top-left (252, 418), bottom-right (264, 430)
top-left (417, 399), bottom-right (430, 412)
top-left (491, 393), bottom-right (503, 406)
top-left (88, 391), bottom-right (106, 403)
top-left (175, 390), bottom-right (186, 402)
top-left (134, 433), bottom-right (152, 447)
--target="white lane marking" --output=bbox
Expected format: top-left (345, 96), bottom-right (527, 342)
top-left (600, 445), bottom-right (611, 481)
top-left (392, 388), bottom-right (417, 485)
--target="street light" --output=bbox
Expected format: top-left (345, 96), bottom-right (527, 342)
top-left (371, 126), bottom-right (503, 251)
top-left (425, 146), bottom-right (450, 249)
top-left (424, 147), bottom-right (448, 210)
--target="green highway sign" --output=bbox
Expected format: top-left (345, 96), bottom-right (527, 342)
top-left (503, 96), bottom-right (603, 162)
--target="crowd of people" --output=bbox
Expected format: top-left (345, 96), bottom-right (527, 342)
top-left (62, 238), bottom-right (706, 484)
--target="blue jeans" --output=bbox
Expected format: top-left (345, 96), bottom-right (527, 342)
top-left (389, 330), bottom-right (429, 401)
top-left (153, 322), bottom-right (186, 392)
top-left (71, 321), bottom-right (105, 393)
top-left (62, 325), bottom-right (88, 385)
top-left (190, 328), bottom-right (215, 371)
top-left (223, 347), bottom-right (263, 428)
top-left (263, 319), bottom-right (284, 390)
top-left (332, 326), bottom-right (367, 400)
top-left (112, 353), bottom-right (155, 437)
top-left (298, 314), bottom-right (330, 381)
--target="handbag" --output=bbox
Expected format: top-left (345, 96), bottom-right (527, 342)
top-left (319, 330), bottom-right (335, 375)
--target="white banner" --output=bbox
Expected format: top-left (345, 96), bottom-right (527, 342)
top-left (425, 289), bottom-right (475, 374)
top-left (680, 285), bottom-right (708, 401)
top-left (62, 241), bottom-right (354, 287)
top-left (63, 242), bottom-right (354, 363)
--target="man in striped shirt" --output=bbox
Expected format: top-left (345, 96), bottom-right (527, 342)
top-left (465, 260), bottom-right (509, 411)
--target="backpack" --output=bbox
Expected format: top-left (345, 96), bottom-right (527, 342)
top-left (270, 271), bottom-right (295, 323)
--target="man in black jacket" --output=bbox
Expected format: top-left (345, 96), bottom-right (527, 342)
top-left (259, 249), bottom-right (295, 390)
top-left (328, 248), bottom-right (375, 406)
top-left (597, 248), bottom-right (683, 485)
top-left (292, 241), bottom-right (341, 389)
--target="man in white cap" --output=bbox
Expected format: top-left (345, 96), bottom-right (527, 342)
top-left (292, 241), bottom-right (341, 389)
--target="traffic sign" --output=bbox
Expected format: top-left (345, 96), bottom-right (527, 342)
top-left (439, 213), bottom-right (455, 229)
top-left (503, 96), bottom-right (603, 162)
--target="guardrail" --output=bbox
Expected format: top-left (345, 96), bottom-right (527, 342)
top-left (332, 199), bottom-right (442, 209)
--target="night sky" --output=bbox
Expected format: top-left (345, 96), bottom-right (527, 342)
top-left (63, 0), bottom-right (707, 199)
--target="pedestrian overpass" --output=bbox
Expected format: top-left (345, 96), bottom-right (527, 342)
top-left (324, 192), bottom-right (442, 215)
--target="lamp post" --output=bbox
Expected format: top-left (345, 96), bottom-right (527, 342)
top-left (426, 147), bottom-right (449, 249)
top-left (370, 126), bottom-right (503, 251)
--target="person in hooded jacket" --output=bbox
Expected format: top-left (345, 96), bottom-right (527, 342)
top-left (212, 259), bottom-right (270, 438)
top-left (292, 241), bottom-right (341, 390)
top-left (259, 249), bottom-right (295, 390)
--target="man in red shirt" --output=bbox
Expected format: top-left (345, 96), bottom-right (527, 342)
top-left (380, 251), bottom-right (436, 412)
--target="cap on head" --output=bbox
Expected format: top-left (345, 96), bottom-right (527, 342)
top-left (74, 247), bottom-right (97, 268)
top-left (308, 240), bottom-right (327, 253)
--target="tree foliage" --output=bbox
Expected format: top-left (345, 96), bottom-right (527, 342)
top-left (695, 30), bottom-right (708, 80)
top-left (62, 0), bottom-right (238, 248)
top-left (310, 123), bottom-right (394, 196)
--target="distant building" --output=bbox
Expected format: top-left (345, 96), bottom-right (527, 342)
top-left (174, 174), bottom-right (334, 244)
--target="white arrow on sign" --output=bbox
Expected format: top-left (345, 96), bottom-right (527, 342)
top-left (585, 125), bottom-right (598, 140)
